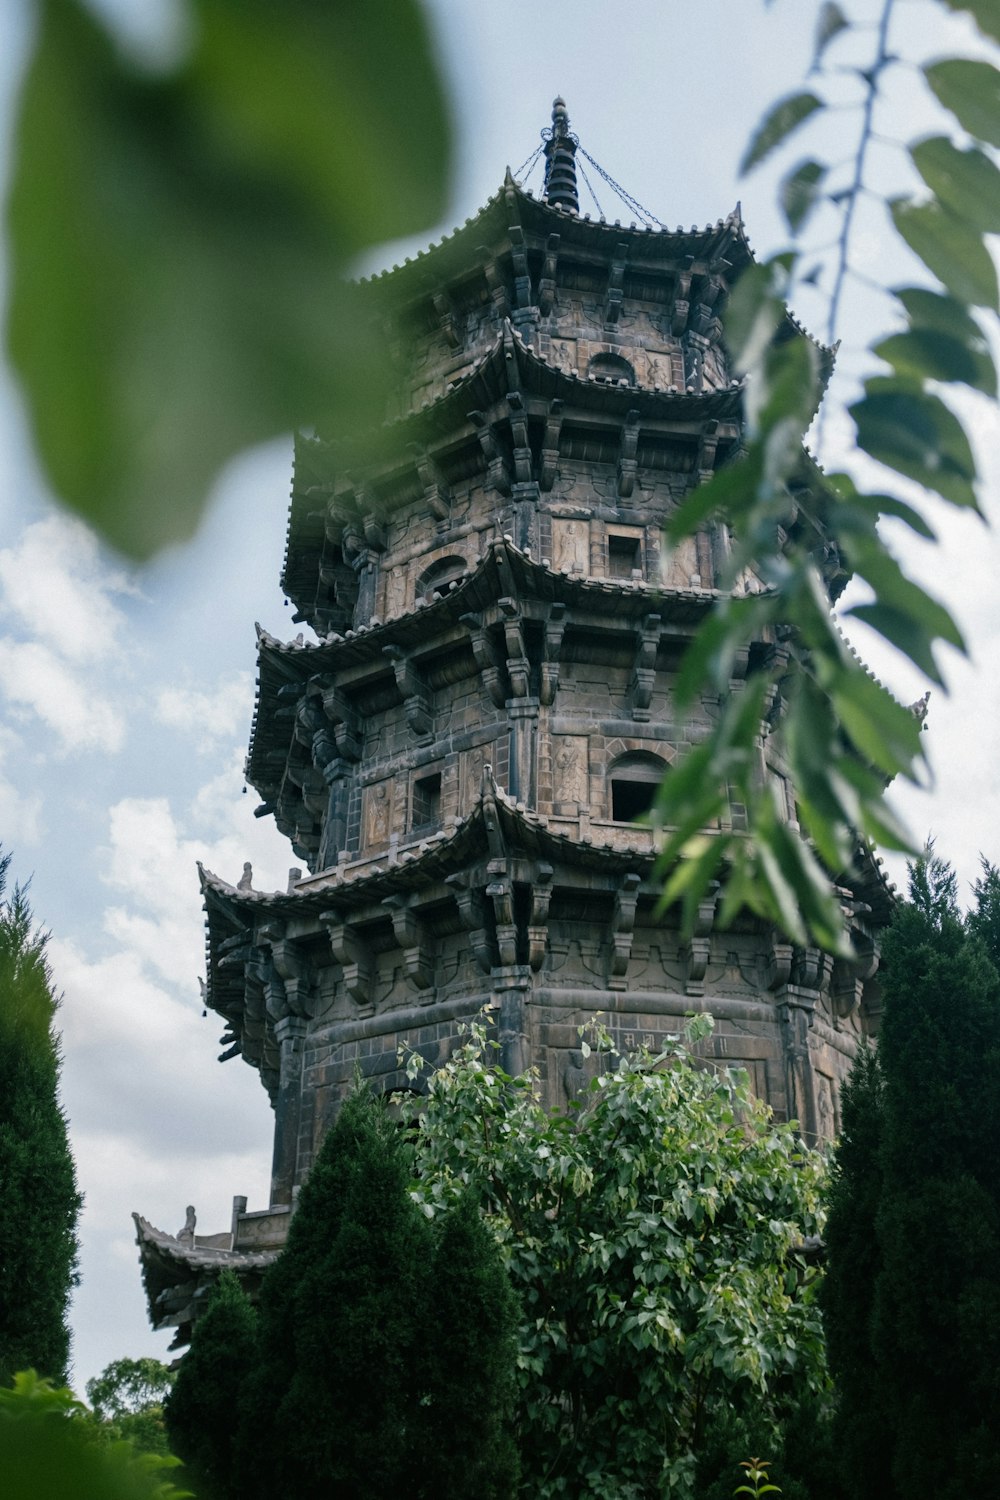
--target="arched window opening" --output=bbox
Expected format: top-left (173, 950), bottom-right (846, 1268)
top-left (609, 751), bottom-right (667, 824)
top-left (588, 352), bottom-right (636, 386)
top-left (416, 555), bottom-right (467, 602)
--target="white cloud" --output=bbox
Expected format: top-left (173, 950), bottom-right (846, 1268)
top-left (0, 515), bottom-right (134, 666)
top-left (0, 726), bottom-right (43, 846)
top-left (153, 671), bottom-right (253, 749)
top-left (0, 638), bottom-right (125, 753)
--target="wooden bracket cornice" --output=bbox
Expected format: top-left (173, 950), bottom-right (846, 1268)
top-left (509, 224), bottom-right (532, 310)
top-left (671, 253), bottom-right (695, 335)
top-left (499, 596), bottom-right (530, 700)
top-left (258, 921), bottom-right (316, 1020)
top-left (445, 874), bottom-right (493, 973)
top-left (527, 862), bottom-right (554, 971)
top-left (432, 290), bottom-right (462, 349)
top-left (408, 442), bottom-right (451, 522)
top-left (320, 684), bottom-right (362, 762)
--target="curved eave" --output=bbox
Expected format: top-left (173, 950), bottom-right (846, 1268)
top-left (358, 172), bottom-right (755, 307)
top-left (250, 538), bottom-right (723, 794)
top-left (202, 790), bottom-right (658, 927)
top-left (133, 1212), bottom-right (277, 1338)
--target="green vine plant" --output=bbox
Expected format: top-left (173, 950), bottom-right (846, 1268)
top-left (734, 1455), bottom-right (783, 1499)
top-left (654, 0), bottom-right (1000, 952)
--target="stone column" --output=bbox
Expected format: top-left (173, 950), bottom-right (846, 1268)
top-left (270, 1016), bottom-right (307, 1208)
top-left (507, 697), bottom-right (539, 806)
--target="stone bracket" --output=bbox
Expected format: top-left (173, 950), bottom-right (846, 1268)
top-left (617, 409), bottom-right (641, 498)
top-left (499, 597), bottom-right (530, 700)
top-left (630, 612), bottom-right (661, 720)
top-left (539, 398), bottom-right (564, 492)
top-left (540, 601), bottom-right (567, 706)
top-left (469, 409), bottom-right (511, 496)
top-left (507, 388), bottom-right (533, 486)
top-left (320, 912), bottom-right (374, 1015)
top-left (409, 443), bottom-right (451, 522)
top-left (509, 224), bottom-right (532, 309)
top-left (671, 254), bottom-right (695, 334)
top-left (432, 291), bottom-right (462, 349)
top-left (320, 685), bottom-right (362, 762)
top-left (460, 612), bottom-right (507, 708)
top-left (697, 418), bottom-right (720, 482)
top-left (482, 252), bottom-right (508, 317)
top-left (259, 922), bottom-right (315, 1020)
top-left (682, 881), bottom-right (720, 996)
top-left (605, 240), bottom-right (627, 325)
top-left (527, 862), bottom-right (554, 971)
top-left (538, 233), bottom-right (560, 315)
top-left (487, 860), bottom-right (517, 968)
top-left (382, 895), bottom-right (434, 993)
top-left (445, 874), bottom-right (493, 973)
top-left (383, 645), bottom-right (433, 739)
top-left (608, 872), bottom-right (642, 988)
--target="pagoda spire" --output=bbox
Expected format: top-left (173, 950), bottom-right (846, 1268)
top-left (543, 96), bottom-right (579, 214)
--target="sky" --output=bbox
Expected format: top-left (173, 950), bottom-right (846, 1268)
top-left (1, 0), bottom-right (998, 1389)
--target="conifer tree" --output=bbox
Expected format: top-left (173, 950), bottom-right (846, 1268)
top-left (165, 1272), bottom-right (257, 1499)
top-left (0, 849), bottom-right (80, 1383)
top-left (824, 851), bottom-right (1000, 1500)
top-left (233, 1088), bottom-right (518, 1500)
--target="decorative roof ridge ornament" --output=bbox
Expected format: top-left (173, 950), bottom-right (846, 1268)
top-left (542, 96), bottom-right (579, 214)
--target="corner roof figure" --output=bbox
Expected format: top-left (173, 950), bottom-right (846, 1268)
top-left (542, 96), bottom-right (579, 214)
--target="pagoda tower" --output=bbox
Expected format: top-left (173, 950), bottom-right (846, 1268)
top-left (135, 102), bottom-right (888, 1345)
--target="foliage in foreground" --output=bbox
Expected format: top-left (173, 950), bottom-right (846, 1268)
top-left (0, 849), bottom-right (81, 1386)
top-left (167, 1088), bottom-right (519, 1500)
top-left (86, 1357), bottom-right (176, 1458)
top-left (823, 852), bottom-right (1000, 1500)
top-left (0, 1369), bottom-right (191, 1500)
top-left (406, 1018), bottom-right (831, 1499)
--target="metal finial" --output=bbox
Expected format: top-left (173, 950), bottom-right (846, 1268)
top-left (543, 96), bottom-right (579, 213)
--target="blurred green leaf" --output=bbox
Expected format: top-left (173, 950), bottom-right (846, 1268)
top-left (813, 2), bottom-right (850, 66)
top-left (780, 160), bottom-right (826, 234)
top-left (874, 328), bottom-right (996, 395)
top-left (911, 136), bottom-right (1000, 233)
top-left (850, 380), bottom-right (979, 509)
top-left (830, 668), bottom-right (925, 781)
top-left (4, 0), bottom-right (452, 559)
top-left (941, 1), bottom-right (1000, 47)
top-left (890, 198), bottom-right (998, 311)
top-left (924, 57), bottom-right (1000, 147)
top-left (740, 92), bottom-right (823, 173)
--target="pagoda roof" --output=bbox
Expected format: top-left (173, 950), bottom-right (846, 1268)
top-left (251, 537), bottom-right (724, 794)
top-left (132, 1212), bottom-right (277, 1343)
top-left (359, 171), bottom-right (755, 306)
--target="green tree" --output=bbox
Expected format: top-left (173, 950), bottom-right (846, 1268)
top-left (171, 1090), bottom-right (518, 1500)
top-left (165, 1273), bottom-right (257, 1500)
top-left (0, 1368), bottom-right (191, 1500)
top-left (407, 1019), bottom-right (829, 1500)
top-left (0, 850), bottom-right (81, 1385)
top-left (87, 1357), bottom-right (175, 1457)
top-left (823, 853), bottom-right (1000, 1499)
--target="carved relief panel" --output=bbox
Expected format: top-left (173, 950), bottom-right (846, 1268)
top-left (363, 780), bottom-right (392, 849)
top-left (552, 735), bottom-right (590, 813)
top-left (551, 518), bottom-right (590, 575)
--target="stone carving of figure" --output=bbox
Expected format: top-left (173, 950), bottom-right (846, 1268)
top-left (366, 782), bottom-right (390, 845)
top-left (178, 1205), bottom-right (196, 1246)
top-left (552, 519), bottom-right (588, 574)
top-left (237, 862), bottom-right (253, 892)
top-left (817, 1075), bottom-right (836, 1140)
top-left (554, 739), bottom-right (588, 806)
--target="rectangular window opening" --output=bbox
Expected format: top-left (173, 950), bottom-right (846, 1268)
top-left (411, 772), bottom-right (442, 831)
top-left (608, 534), bottom-right (642, 579)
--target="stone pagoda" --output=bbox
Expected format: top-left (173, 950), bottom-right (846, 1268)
top-left (135, 101), bottom-right (889, 1345)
